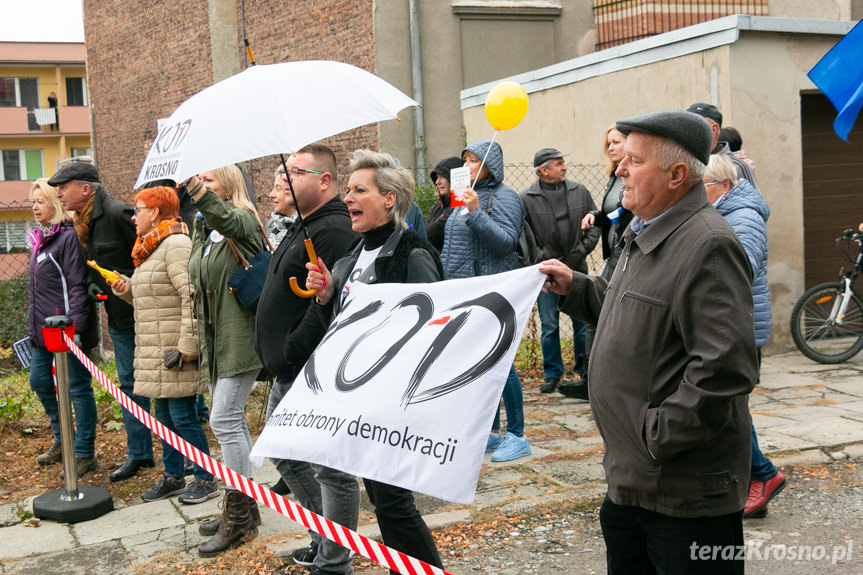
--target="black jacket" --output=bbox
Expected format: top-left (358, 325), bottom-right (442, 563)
top-left (592, 174), bottom-right (633, 262)
top-left (254, 196), bottom-right (358, 380)
top-left (520, 179), bottom-right (599, 273)
top-left (86, 186), bottom-right (137, 330)
top-left (426, 198), bottom-right (453, 253)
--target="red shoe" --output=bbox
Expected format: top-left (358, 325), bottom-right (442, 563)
top-left (744, 470), bottom-right (786, 518)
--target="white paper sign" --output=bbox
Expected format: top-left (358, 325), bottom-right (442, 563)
top-left (448, 166), bottom-right (471, 207)
top-left (250, 266), bottom-right (546, 504)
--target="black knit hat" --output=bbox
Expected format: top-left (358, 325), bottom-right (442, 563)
top-left (615, 109), bottom-right (714, 165)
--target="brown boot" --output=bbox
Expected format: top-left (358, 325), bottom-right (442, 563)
top-left (198, 490), bottom-right (258, 557)
top-left (199, 498), bottom-right (261, 536)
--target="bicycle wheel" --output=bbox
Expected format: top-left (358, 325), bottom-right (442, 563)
top-left (790, 282), bottom-right (863, 363)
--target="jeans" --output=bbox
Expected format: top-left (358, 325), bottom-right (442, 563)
top-left (266, 378), bottom-right (358, 574)
top-left (29, 345), bottom-right (97, 458)
top-left (209, 369), bottom-right (258, 479)
top-left (750, 348), bottom-right (777, 481)
top-left (491, 365), bottom-right (524, 436)
top-left (108, 325), bottom-right (153, 461)
top-left (600, 496), bottom-right (744, 575)
top-left (154, 396), bottom-right (213, 481)
top-left (195, 394), bottom-right (209, 420)
top-left (537, 291), bottom-right (586, 380)
top-left (364, 478), bottom-right (442, 575)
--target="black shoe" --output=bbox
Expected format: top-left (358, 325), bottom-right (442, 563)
top-left (60, 456), bottom-right (98, 479)
top-left (184, 459), bottom-right (195, 476)
top-left (178, 478), bottom-right (220, 504)
top-left (557, 379), bottom-right (589, 400)
top-left (306, 568), bottom-right (340, 575)
top-left (271, 478), bottom-right (291, 496)
top-left (539, 378), bottom-right (559, 394)
top-left (110, 458), bottom-right (155, 482)
top-left (292, 541), bottom-right (319, 567)
top-left (141, 475), bottom-right (186, 502)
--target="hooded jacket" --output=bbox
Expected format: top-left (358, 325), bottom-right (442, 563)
top-left (714, 178), bottom-right (772, 347)
top-left (440, 141), bottom-right (524, 279)
top-left (28, 220), bottom-right (98, 350)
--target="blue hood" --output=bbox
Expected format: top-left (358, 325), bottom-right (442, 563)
top-left (463, 140), bottom-right (504, 189)
top-left (716, 178), bottom-right (769, 223)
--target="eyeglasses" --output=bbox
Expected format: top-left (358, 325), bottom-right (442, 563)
top-left (703, 180), bottom-right (725, 187)
top-left (134, 206), bottom-right (153, 213)
top-left (287, 167), bottom-right (324, 178)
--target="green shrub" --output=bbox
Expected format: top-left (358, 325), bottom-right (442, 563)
top-left (0, 272), bottom-right (29, 349)
top-left (414, 182), bottom-right (437, 219)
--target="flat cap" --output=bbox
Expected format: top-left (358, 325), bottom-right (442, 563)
top-left (533, 147), bottom-right (568, 168)
top-left (686, 102), bottom-right (723, 127)
top-left (47, 162), bottom-right (100, 186)
top-left (615, 109), bottom-right (713, 165)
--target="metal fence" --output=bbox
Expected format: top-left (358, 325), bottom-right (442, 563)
top-left (0, 161), bottom-right (608, 390)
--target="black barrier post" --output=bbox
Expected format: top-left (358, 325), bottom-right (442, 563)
top-left (33, 315), bottom-right (114, 523)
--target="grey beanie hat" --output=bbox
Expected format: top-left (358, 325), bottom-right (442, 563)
top-left (615, 109), bottom-right (713, 165)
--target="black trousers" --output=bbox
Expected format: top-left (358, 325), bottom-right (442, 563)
top-left (363, 478), bottom-right (443, 574)
top-left (600, 496), bottom-right (744, 575)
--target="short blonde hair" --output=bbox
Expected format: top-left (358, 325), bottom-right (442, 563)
top-left (347, 149), bottom-right (414, 229)
top-left (29, 178), bottom-right (69, 225)
top-left (208, 164), bottom-right (262, 226)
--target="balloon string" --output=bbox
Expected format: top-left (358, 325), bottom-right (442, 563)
top-left (470, 130), bottom-right (498, 190)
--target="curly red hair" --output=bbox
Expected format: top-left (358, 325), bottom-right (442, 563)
top-left (134, 186), bottom-right (179, 220)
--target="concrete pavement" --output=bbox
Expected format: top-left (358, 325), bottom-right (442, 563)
top-left (2, 351), bottom-right (863, 573)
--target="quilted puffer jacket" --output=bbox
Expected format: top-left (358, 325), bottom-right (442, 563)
top-left (714, 178), bottom-right (772, 347)
top-left (114, 233), bottom-right (203, 398)
top-left (440, 140), bottom-right (525, 279)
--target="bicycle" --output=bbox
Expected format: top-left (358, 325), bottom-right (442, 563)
top-left (790, 229), bottom-right (863, 363)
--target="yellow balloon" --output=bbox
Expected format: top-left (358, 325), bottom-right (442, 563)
top-left (484, 81), bottom-right (528, 131)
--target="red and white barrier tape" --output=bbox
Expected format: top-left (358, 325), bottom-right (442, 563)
top-left (61, 333), bottom-right (452, 575)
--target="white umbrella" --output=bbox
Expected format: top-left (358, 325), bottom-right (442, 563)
top-left (134, 60), bottom-right (418, 188)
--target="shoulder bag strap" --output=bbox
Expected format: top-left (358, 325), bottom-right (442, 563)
top-left (225, 237), bottom-right (251, 270)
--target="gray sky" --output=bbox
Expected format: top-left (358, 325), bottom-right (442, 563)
top-left (0, 0), bottom-right (85, 43)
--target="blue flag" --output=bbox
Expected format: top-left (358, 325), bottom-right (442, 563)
top-left (808, 20), bottom-right (863, 141)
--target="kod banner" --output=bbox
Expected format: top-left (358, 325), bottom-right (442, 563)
top-left (250, 266), bottom-right (546, 504)
top-left (135, 118), bottom-right (191, 188)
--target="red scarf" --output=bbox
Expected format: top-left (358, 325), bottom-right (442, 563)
top-left (131, 217), bottom-right (188, 267)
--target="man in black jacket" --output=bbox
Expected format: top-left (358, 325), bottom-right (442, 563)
top-left (254, 144), bottom-right (359, 574)
top-left (520, 148), bottom-right (600, 395)
top-left (51, 162), bottom-right (154, 480)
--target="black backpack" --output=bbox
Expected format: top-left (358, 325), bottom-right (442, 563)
top-left (485, 189), bottom-right (539, 268)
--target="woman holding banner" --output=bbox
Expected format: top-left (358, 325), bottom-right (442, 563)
top-left (305, 149), bottom-right (444, 574)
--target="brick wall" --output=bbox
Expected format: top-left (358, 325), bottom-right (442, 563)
top-left (83, 0), bottom-right (377, 212)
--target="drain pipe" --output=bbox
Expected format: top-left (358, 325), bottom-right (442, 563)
top-left (409, 0), bottom-right (427, 184)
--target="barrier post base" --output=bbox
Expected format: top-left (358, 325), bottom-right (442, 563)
top-left (33, 485), bottom-right (114, 524)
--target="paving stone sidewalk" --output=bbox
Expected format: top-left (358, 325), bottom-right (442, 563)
top-left (2, 351), bottom-right (863, 574)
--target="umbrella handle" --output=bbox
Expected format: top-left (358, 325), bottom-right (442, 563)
top-left (289, 238), bottom-right (319, 298)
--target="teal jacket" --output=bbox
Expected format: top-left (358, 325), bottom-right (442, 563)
top-left (188, 190), bottom-right (263, 384)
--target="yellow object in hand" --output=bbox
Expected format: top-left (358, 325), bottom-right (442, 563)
top-left (87, 260), bottom-right (120, 283)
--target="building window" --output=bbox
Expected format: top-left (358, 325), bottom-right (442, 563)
top-left (0, 149), bottom-right (43, 181)
top-left (66, 77), bottom-right (87, 106)
top-left (0, 77), bottom-right (38, 107)
top-left (71, 146), bottom-right (92, 160)
top-left (0, 221), bottom-right (33, 253)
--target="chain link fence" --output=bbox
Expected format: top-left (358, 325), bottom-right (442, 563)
top-left (0, 161), bottom-right (608, 396)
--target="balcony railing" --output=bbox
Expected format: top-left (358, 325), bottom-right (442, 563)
top-left (0, 106), bottom-right (90, 135)
top-left (593, 0), bottom-right (768, 50)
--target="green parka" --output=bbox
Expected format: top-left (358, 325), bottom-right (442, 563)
top-left (188, 189), bottom-right (263, 385)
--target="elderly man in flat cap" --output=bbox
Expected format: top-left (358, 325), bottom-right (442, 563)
top-left (521, 148), bottom-right (599, 396)
top-left (50, 162), bottom-right (155, 482)
top-left (540, 110), bottom-right (757, 574)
